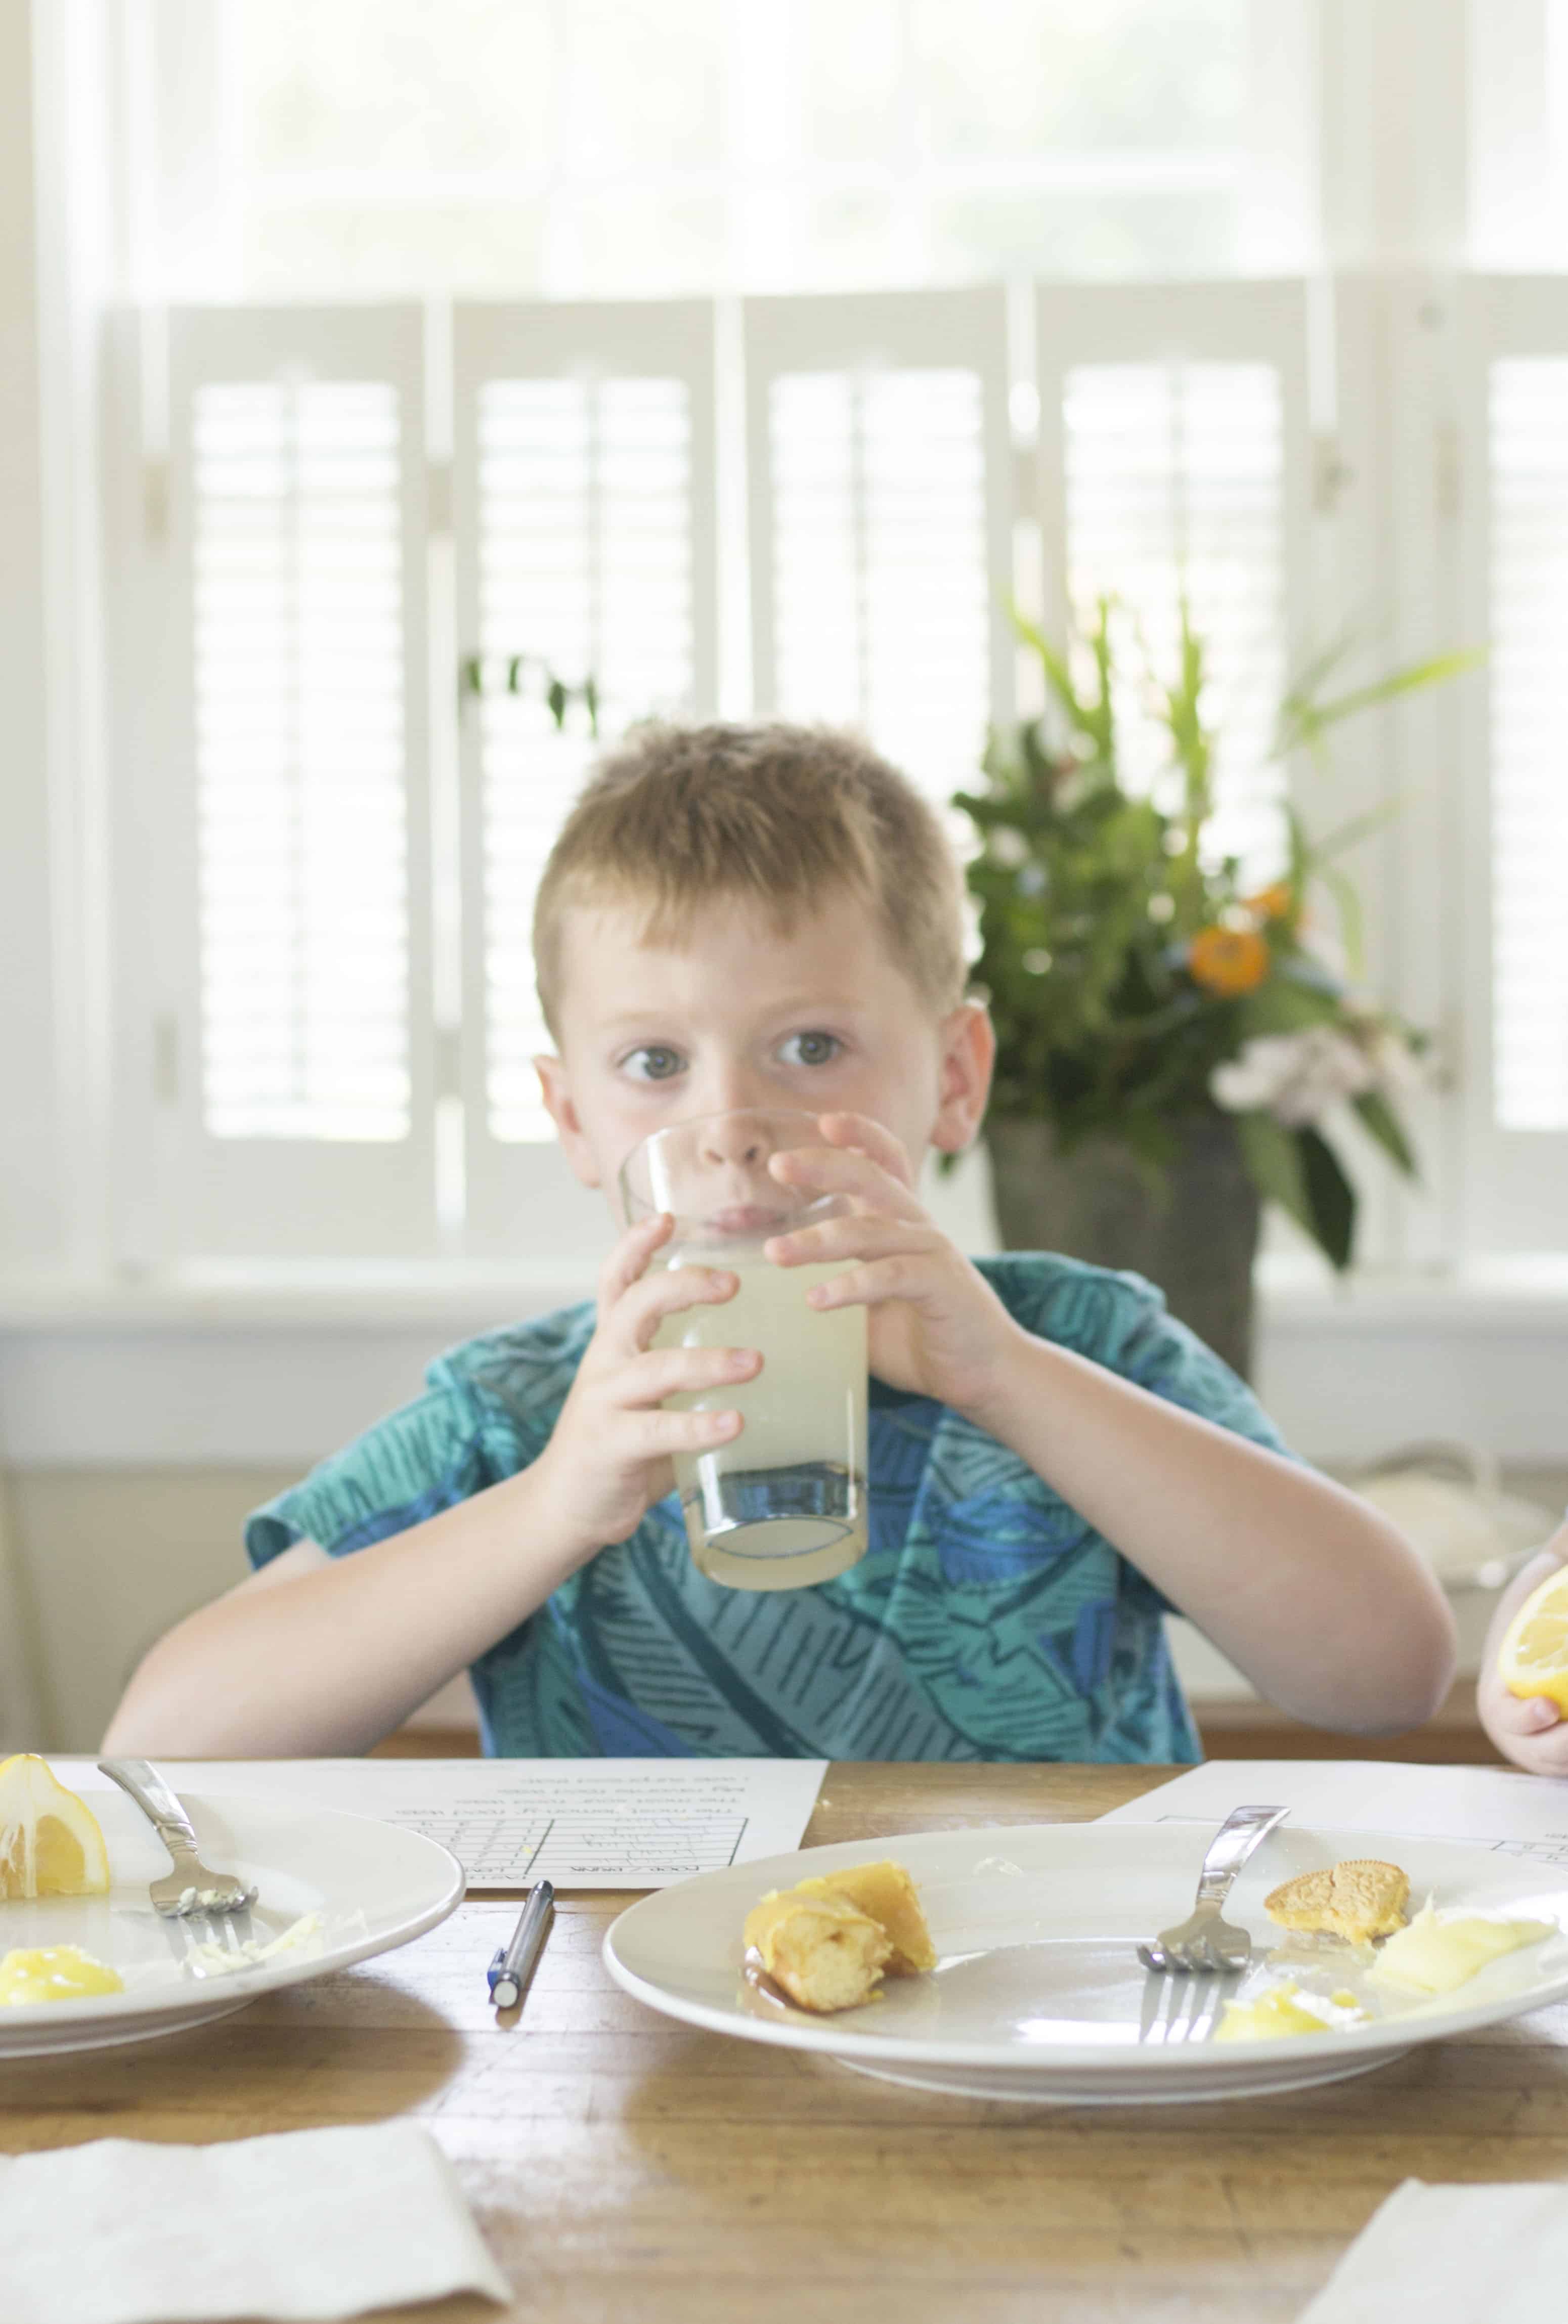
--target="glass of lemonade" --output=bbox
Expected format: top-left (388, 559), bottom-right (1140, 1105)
top-left (619, 1108), bottom-right (868, 1592)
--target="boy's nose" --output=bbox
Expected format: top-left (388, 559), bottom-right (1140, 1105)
top-left (699, 1111), bottom-right (769, 1170)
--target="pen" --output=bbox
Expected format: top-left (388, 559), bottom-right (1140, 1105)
top-left (487, 1879), bottom-right (554, 2011)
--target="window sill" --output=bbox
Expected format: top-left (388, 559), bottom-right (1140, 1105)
top-left (5, 1256), bottom-right (1568, 1468)
top-left (3, 1254), bottom-right (1568, 1334)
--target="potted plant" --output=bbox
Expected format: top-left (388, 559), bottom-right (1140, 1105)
top-left (953, 603), bottom-right (1472, 1379)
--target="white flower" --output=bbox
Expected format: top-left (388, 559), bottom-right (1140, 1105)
top-left (1210, 1027), bottom-right (1378, 1126)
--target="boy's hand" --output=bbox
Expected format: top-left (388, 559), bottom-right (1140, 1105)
top-left (532, 1214), bottom-right (758, 1559)
top-left (765, 1113), bottom-right (1023, 1419)
top-left (1477, 1529), bottom-right (1568, 1776)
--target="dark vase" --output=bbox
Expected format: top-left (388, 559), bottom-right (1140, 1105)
top-left (985, 1112), bottom-right (1262, 1380)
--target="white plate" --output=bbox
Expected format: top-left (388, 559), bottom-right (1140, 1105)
top-left (0, 1785), bottom-right (464, 2056)
top-left (604, 1820), bottom-right (1568, 2106)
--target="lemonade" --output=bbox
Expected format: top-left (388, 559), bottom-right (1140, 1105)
top-left (655, 1253), bottom-right (868, 1590)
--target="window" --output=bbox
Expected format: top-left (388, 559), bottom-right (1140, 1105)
top-left (198, 0), bottom-right (1252, 303)
top-left (49, 1), bottom-right (1568, 1275)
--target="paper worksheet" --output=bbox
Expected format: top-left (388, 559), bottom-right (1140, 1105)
top-left (1099, 1758), bottom-right (1568, 1872)
top-left (68, 1757), bottom-right (828, 1891)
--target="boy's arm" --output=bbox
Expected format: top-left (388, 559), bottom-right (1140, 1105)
top-left (1476, 1522), bottom-right (1568, 1774)
top-left (971, 1332), bottom-right (1457, 1737)
top-left (102, 1219), bottom-right (757, 1757)
top-left (101, 1469), bottom-right (589, 1758)
top-left (775, 1113), bottom-right (1457, 1740)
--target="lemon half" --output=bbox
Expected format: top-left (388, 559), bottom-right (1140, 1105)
top-left (0, 1755), bottom-right (111, 1900)
top-left (1498, 1563), bottom-right (1568, 1714)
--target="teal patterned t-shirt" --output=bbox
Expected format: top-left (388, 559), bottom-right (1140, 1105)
top-left (245, 1254), bottom-right (1287, 1763)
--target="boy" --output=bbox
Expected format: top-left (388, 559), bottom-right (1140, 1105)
top-left (105, 723), bottom-right (1455, 1761)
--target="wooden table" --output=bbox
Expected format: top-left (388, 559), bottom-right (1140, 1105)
top-left (5, 1761), bottom-right (1566, 2323)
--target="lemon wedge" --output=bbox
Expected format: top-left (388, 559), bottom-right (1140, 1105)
top-left (1498, 1562), bottom-right (1568, 1714)
top-left (0, 1945), bottom-right (122, 2005)
top-left (0, 1755), bottom-right (111, 1900)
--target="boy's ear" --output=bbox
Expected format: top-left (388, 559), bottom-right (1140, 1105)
top-left (930, 1000), bottom-right (995, 1154)
top-left (534, 1054), bottom-right (603, 1189)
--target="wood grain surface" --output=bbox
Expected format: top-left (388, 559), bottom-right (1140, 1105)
top-left (4, 1760), bottom-right (1565, 2324)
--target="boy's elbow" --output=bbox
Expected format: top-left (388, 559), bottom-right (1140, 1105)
top-left (1337, 1570), bottom-right (1459, 1737)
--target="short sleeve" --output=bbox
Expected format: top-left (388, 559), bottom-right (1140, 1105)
top-left (979, 1252), bottom-right (1291, 1458)
top-left (244, 1368), bottom-right (495, 1572)
top-left (1113, 1298), bottom-right (1291, 1457)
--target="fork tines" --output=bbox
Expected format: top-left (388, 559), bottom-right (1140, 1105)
top-left (1139, 1969), bottom-right (1230, 2047)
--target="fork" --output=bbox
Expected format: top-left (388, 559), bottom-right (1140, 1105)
top-left (1137, 1803), bottom-right (1289, 1976)
top-left (98, 1758), bottom-right (258, 1918)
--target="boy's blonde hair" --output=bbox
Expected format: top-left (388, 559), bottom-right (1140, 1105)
top-left (532, 721), bottom-right (968, 1037)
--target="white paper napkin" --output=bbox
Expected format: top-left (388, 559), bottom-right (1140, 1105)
top-left (0, 2122), bottom-right (510, 2324)
top-left (1298, 2179), bottom-right (1568, 2320)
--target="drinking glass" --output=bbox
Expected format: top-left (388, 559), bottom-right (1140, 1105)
top-left (619, 1108), bottom-right (868, 1591)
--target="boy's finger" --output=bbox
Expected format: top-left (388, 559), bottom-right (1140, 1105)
top-left (598, 1213), bottom-right (674, 1309)
top-left (814, 1111), bottom-right (916, 1186)
top-left (770, 1142), bottom-right (926, 1220)
top-left (620, 1344), bottom-right (762, 1406)
top-left (624, 1407), bottom-right (745, 1459)
top-left (802, 1252), bottom-right (934, 1309)
top-left (610, 1259), bottom-right (740, 1353)
top-left (766, 1214), bottom-right (939, 1269)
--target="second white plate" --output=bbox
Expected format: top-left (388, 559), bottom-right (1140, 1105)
top-left (604, 1818), bottom-right (1568, 2104)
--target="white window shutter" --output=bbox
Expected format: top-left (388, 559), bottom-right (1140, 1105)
top-left (745, 288), bottom-right (1014, 810)
top-left (1035, 284), bottom-right (1309, 881)
top-left (1455, 277), bottom-right (1568, 1252)
top-left (453, 301), bottom-right (718, 1256)
top-left (158, 305), bottom-right (436, 1259)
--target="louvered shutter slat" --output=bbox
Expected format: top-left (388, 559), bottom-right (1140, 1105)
top-left (476, 374), bottom-right (696, 1143)
top-left (1061, 359), bottom-right (1286, 876)
top-left (191, 377), bottom-right (411, 1146)
top-left (1489, 357), bottom-right (1568, 1132)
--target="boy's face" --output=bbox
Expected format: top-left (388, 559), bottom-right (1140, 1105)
top-left (535, 887), bottom-right (994, 1213)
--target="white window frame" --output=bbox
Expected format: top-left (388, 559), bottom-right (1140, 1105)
top-left (110, 301), bottom-right (440, 1263)
top-left (1033, 280), bottom-right (1315, 659)
top-left (744, 287), bottom-right (1016, 738)
top-left (1454, 272), bottom-right (1568, 1253)
top-left (451, 298), bottom-right (720, 1259)
top-left (81, 269), bottom-right (1568, 1278)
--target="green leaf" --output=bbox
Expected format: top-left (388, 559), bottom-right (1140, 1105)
top-left (1289, 648), bottom-right (1486, 746)
top-left (460, 654), bottom-right (483, 696)
top-left (1296, 1126), bottom-right (1357, 1270)
top-left (546, 676), bottom-right (569, 728)
top-left (1234, 979), bottom-right (1340, 1039)
top-left (1236, 1111), bottom-right (1312, 1232)
top-left (1353, 1087), bottom-right (1419, 1176)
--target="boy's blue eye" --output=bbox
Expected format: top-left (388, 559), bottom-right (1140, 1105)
top-left (623, 1046), bottom-right (686, 1083)
top-left (778, 1031), bottom-right (842, 1067)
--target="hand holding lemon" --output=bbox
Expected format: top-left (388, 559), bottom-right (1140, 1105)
top-left (1477, 1524), bottom-right (1568, 1776)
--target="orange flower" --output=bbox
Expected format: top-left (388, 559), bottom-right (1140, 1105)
top-left (1187, 925), bottom-right (1270, 997)
top-left (1245, 881), bottom-right (1295, 923)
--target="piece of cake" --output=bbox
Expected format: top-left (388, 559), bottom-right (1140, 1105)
top-left (1265, 1859), bottom-right (1410, 1944)
top-left (793, 1860), bottom-right (937, 1975)
top-left (742, 1887), bottom-right (892, 2013)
